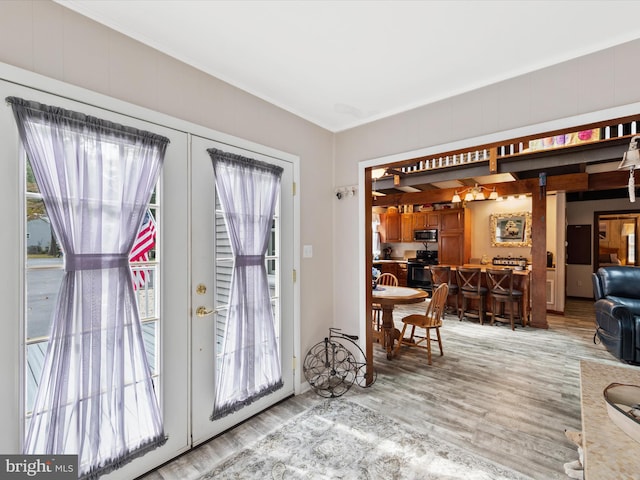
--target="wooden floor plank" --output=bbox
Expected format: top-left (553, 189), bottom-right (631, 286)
top-left (140, 298), bottom-right (626, 480)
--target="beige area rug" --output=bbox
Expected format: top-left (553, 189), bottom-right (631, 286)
top-left (199, 399), bottom-right (531, 479)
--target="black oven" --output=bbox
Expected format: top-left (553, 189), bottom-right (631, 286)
top-left (407, 262), bottom-right (432, 291)
top-left (406, 250), bottom-right (438, 292)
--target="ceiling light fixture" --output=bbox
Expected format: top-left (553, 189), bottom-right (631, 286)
top-left (451, 184), bottom-right (498, 203)
top-left (619, 135), bottom-right (640, 202)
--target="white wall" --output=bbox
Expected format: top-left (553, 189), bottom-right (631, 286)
top-left (335, 38), bottom-right (640, 333)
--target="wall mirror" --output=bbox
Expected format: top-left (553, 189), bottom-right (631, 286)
top-left (490, 211), bottom-right (532, 247)
top-left (595, 210), bottom-right (640, 270)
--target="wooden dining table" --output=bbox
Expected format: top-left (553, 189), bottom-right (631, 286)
top-left (372, 285), bottom-right (428, 359)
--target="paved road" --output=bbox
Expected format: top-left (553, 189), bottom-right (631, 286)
top-left (27, 257), bottom-right (64, 339)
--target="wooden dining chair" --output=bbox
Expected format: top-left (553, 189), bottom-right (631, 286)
top-left (486, 268), bottom-right (524, 330)
top-left (372, 273), bottom-right (398, 341)
top-left (430, 265), bottom-right (459, 316)
top-left (393, 283), bottom-right (449, 365)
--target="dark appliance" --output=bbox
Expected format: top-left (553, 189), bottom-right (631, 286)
top-left (547, 251), bottom-right (553, 268)
top-left (414, 229), bottom-right (438, 242)
top-left (407, 250), bottom-right (438, 291)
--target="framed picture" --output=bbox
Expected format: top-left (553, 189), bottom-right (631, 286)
top-left (490, 211), bottom-right (532, 247)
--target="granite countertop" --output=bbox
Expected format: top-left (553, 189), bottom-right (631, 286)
top-left (373, 259), bottom-right (408, 264)
top-left (580, 360), bottom-right (640, 479)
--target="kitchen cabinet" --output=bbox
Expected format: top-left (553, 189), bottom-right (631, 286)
top-left (396, 262), bottom-right (408, 286)
top-left (379, 208), bottom-right (468, 265)
top-left (413, 212), bottom-right (426, 230)
top-left (374, 261), bottom-right (408, 286)
top-left (401, 213), bottom-right (414, 242)
top-left (375, 262), bottom-right (396, 277)
top-left (440, 209), bottom-right (464, 230)
top-left (426, 212), bottom-right (440, 228)
top-left (380, 210), bottom-right (400, 242)
top-left (413, 211), bottom-right (439, 230)
top-left (438, 209), bottom-right (471, 266)
top-left (439, 233), bottom-right (464, 265)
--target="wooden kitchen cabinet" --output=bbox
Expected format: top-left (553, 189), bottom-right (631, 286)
top-left (380, 208), bottom-right (466, 257)
top-left (412, 211), bottom-right (439, 230)
top-left (440, 209), bottom-right (464, 231)
top-left (376, 262), bottom-right (397, 278)
top-left (426, 212), bottom-right (440, 228)
top-left (439, 232), bottom-right (464, 265)
top-left (401, 213), bottom-right (414, 242)
top-left (396, 262), bottom-right (408, 286)
top-left (373, 262), bottom-right (407, 286)
top-left (438, 209), bottom-right (471, 266)
top-left (380, 210), bottom-right (400, 242)
top-left (413, 212), bottom-right (427, 230)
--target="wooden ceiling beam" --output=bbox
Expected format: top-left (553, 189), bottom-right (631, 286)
top-left (588, 170), bottom-right (640, 190)
top-left (372, 173), bottom-right (589, 207)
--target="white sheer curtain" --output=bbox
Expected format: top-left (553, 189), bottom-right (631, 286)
top-left (207, 148), bottom-right (283, 420)
top-left (8, 97), bottom-right (168, 479)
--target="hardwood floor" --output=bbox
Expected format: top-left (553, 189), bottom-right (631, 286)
top-left (140, 298), bottom-right (624, 480)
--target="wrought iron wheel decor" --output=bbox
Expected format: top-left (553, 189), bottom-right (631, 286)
top-left (303, 328), bottom-right (376, 398)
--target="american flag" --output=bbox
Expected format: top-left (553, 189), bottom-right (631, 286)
top-left (130, 210), bottom-right (156, 289)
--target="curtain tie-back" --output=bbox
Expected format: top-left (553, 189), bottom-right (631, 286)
top-left (235, 255), bottom-right (265, 267)
top-left (65, 253), bottom-right (129, 271)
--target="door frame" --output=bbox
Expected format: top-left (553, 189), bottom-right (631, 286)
top-left (358, 99), bottom-right (640, 343)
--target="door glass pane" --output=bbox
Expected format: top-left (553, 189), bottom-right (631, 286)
top-left (215, 308), bottom-right (228, 358)
top-left (141, 321), bottom-right (158, 376)
top-left (26, 192), bottom-right (64, 416)
top-left (213, 189), bottom-right (281, 368)
top-left (24, 158), bottom-right (162, 424)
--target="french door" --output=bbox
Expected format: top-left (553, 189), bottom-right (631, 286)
top-left (3, 77), bottom-right (295, 478)
top-left (190, 135), bottom-right (295, 444)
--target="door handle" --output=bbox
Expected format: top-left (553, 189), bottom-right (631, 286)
top-left (196, 306), bottom-right (214, 317)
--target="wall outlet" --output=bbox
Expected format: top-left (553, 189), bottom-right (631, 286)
top-left (577, 280), bottom-right (583, 287)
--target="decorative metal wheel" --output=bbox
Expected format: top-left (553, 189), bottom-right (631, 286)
top-left (353, 361), bottom-right (377, 388)
top-left (303, 338), bottom-right (358, 398)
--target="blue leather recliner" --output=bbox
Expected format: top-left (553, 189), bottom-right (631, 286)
top-left (592, 266), bottom-right (640, 365)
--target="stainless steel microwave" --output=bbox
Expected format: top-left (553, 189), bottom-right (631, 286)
top-left (414, 229), bottom-right (438, 242)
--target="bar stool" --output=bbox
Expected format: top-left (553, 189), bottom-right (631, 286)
top-left (486, 268), bottom-right (523, 330)
top-left (430, 265), bottom-right (459, 316)
top-left (456, 267), bottom-right (488, 325)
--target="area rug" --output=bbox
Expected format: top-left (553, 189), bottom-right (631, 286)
top-left (199, 400), bottom-right (530, 479)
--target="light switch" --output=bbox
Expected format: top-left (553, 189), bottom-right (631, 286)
top-left (303, 245), bottom-right (313, 258)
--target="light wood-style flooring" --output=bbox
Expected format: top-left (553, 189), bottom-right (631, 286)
top-left (140, 298), bottom-right (625, 480)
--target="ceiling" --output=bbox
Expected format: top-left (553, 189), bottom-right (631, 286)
top-left (57, 1), bottom-right (640, 133)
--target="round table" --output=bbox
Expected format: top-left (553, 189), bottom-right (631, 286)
top-left (372, 285), bottom-right (428, 359)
